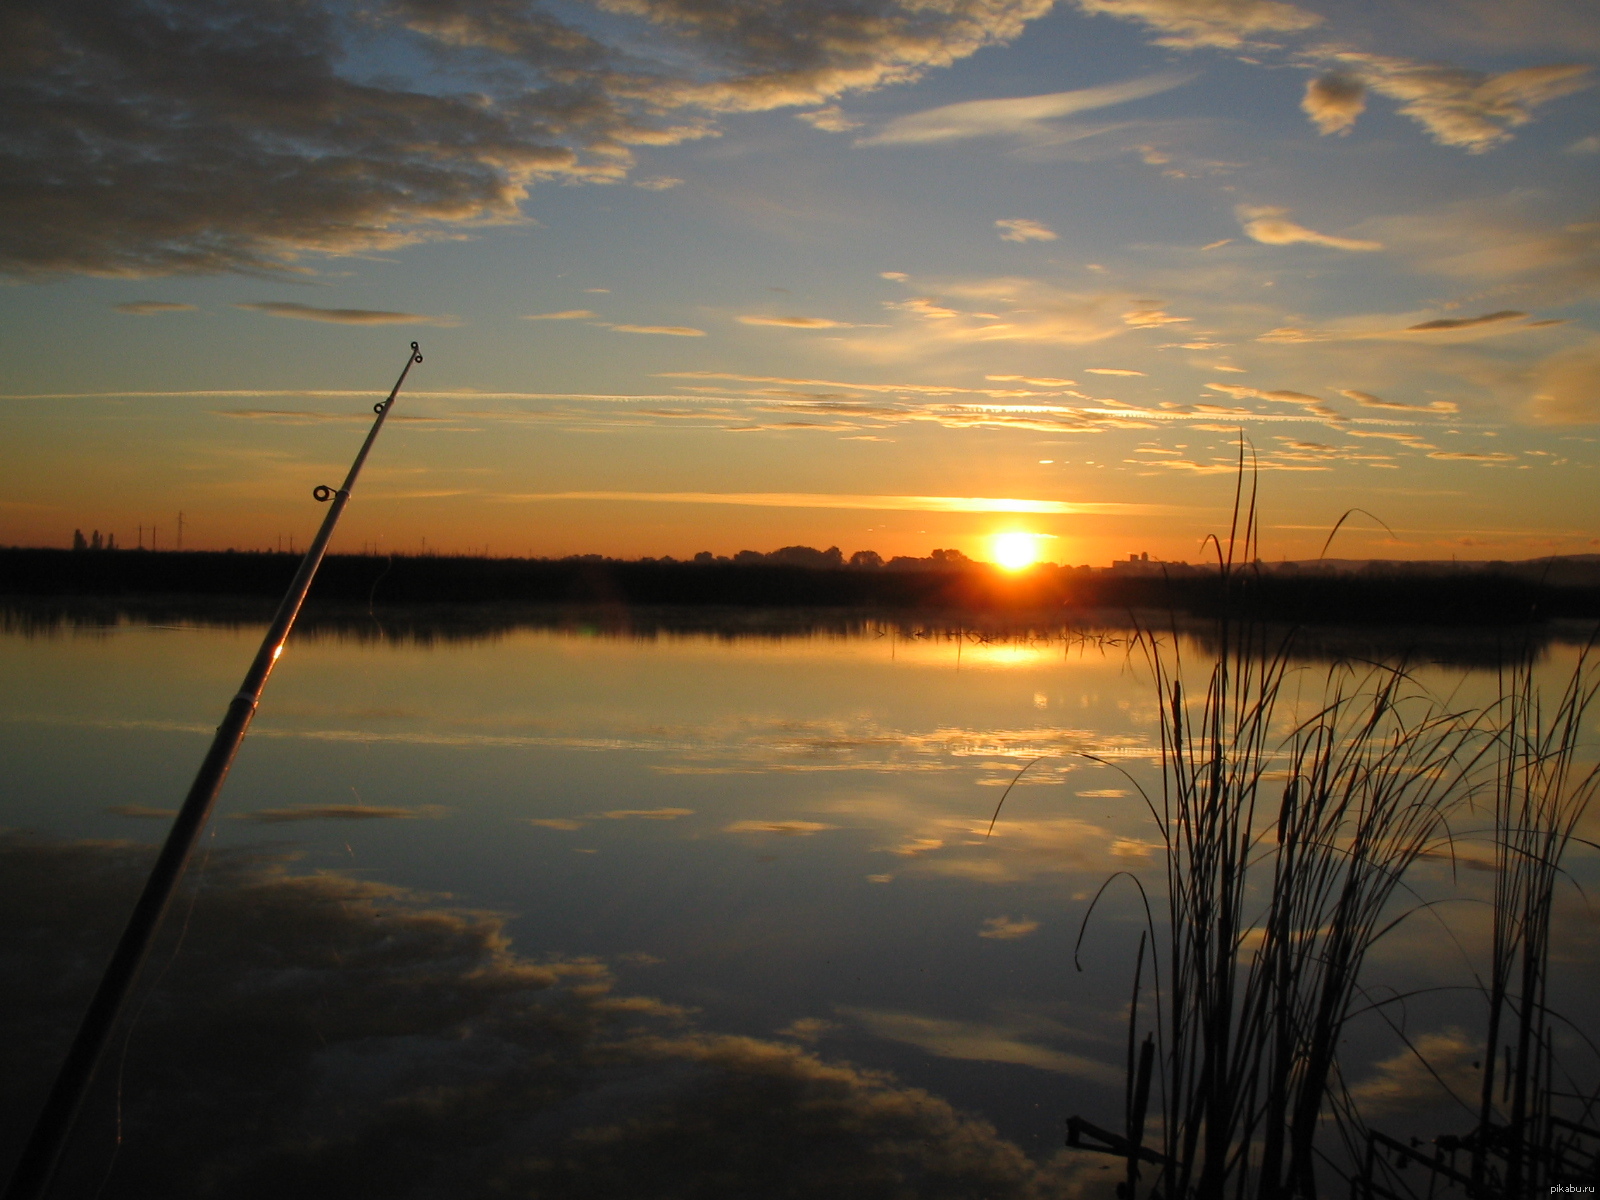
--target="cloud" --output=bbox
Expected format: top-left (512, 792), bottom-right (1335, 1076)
top-left (1406, 309), bottom-right (1526, 331)
top-left (1570, 134), bottom-right (1600, 154)
top-left (2, 0), bottom-right (1063, 278)
top-left (1530, 340), bottom-right (1600, 422)
top-left (235, 302), bottom-right (459, 326)
top-left (1339, 389), bottom-right (1458, 413)
top-left (606, 324), bottom-right (707, 336)
top-left (1348, 1030), bottom-right (1481, 1116)
top-left (1123, 308), bottom-right (1189, 327)
top-left (1313, 52), bottom-right (1594, 152)
top-left (2, 835), bottom-right (1055, 1198)
top-left (737, 315), bottom-right (855, 328)
top-left (842, 1007), bottom-right (1120, 1081)
top-left (632, 176), bottom-right (683, 190)
top-left (1072, 0), bottom-right (1321, 49)
top-left (986, 375), bottom-right (1077, 386)
top-left (526, 817), bottom-right (585, 830)
top-left (723, 819), bottom-right (837, 835)
top-left (1362, 200), bottom-right (1600, 304)
top-left (107, 804), bottom-right (178, 818)
top-left (1426, 450), bottom-right (1518, 462)
top-left (1237, 206), bottom-right (1383, 251)
top-left (492, 490), bottom-right (1178, 515)
top-left (1207, 382), bottom-right (1344, 418)
top-left (858, 72), bottom-right (1191, 145)
top-left (978, 915), bottom-right (1040, 939)
top-left (994, 218), bottom-right (1057, 243)
top-left (1086, 367), bottom-right (1145, 375)
top-left (596, 808), bottom-right (694, 820)
top-left (1302, 71), bottom-right (1366, 135)
top-left (234, 804), bottom-right (443, 822)
top-left (523, 309), bottom-right (598, 320)
top-left (114, 301), bottom-right (197, 316)
top-left (796, 105), bottom-right (862, 132)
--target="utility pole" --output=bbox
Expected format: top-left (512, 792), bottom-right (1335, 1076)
top-left (177, 511), bottom-right (185, 550)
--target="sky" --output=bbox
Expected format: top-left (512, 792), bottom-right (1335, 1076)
top-left (1, 0), bottom-right (1597, 565)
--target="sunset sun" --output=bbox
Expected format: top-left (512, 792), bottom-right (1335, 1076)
top-left (991, 532), bottom-right (1041, 571)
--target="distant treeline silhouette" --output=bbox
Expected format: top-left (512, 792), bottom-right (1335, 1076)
top-left (4, 546), bottom-right (1598, 626)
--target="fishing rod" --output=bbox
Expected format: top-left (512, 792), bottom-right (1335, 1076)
top-left (3, 341), bottom-right (424, 1200)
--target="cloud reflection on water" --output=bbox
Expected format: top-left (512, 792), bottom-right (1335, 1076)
top-left (0, 835), bottom-right (1086, 1200)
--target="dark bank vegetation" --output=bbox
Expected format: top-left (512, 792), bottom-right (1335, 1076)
top-left (1055, 492), bottom-right (1600, 1198)
top-left (4, 546), bottom-right (1600, 627)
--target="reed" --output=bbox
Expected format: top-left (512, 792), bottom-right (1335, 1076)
top-left (1468, 641), bottom-right (1600, 1195)
top-left (1076, 463), bottom-right (1499, 1198)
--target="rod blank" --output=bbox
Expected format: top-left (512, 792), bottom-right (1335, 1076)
top-left (3, 341), bottom-right (423, 1200)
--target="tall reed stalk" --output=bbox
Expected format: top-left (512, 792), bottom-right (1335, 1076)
top-left (1097, 466), bottom-right (1492, 1198)
top-left (1470, 644), bottom-right (1600, 1196)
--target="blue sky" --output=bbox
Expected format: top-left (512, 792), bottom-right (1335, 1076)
top-left (2, 0), bottom-right (1597, 563)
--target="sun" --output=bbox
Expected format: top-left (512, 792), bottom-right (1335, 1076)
top-left (992, 531), bottom-right (1041, 571)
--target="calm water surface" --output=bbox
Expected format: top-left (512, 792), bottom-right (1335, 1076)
top-left (2, 611), bottom-right (1596, 1196)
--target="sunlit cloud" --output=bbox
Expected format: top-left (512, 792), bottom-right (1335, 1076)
top-left (1073, 0), bottom-right (1321, 49)
top-left (596, 807), bottom-right (695, 820)
top-left (1427, 450), bottom-right (1518, 463)
top-left (523, 309), bottom-right (598, 320)
top-left (994, 218), bottom-right (1057, 242)
top-left (1310, 52), bottom-right (1594, 153)
top-left (490, 491), bottom-right (1180, 515)
top-left (796, 106), bottom-right (862, 132)
top-left (1, 0), bottom-right (1066, 277)
top-left (738, 315), bottom-right (857, 328)
top-left (1086, 367), bottom-right (1145, 375)
top-left (633, 176), bottom-right (683, 190)
top-left (1236, 206), bottom-right (1383, 252)
top-left (234, 302), bottom-right (461, 326)
top-left (113, 301), bottom-right (197, 316)
top-left (1340, 390), bottom-right (1458, 414)
top-left (857, 73), bottom-right (1190, 145)
top-left (723, 819), bottom-right (837, 835)
top-left (978, 915), bottom-right (1040, 939)
top-left (1302, 71), bottom-right (1365, 135)
top-left (605, 324), bottom-right (707, 336)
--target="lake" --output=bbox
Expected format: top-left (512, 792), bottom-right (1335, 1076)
top-left (2, 606), bottom-right (1596, 1197)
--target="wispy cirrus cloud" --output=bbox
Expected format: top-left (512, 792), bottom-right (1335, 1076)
top-left (235, 302), bottom-right (460, 326)
top-left (1340, 390), bottom-right (1458, 414)
top-left (737, 315), bottom-right (858, 328)
top-left (523, 309), bottom-right (598, 320)
top-left (605, 324), bottom-right (707, 336)
top-left (857, 72), bottom-right (1191, 145)
top-left (491, 491), bottom-right (1179, 515)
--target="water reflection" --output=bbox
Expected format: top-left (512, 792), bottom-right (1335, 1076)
top-left (4, 597), bottom-right (1586, 668)
top-left (2, 605), bottom-right (1597, 1194)
top-left (0, 836), bottom-right (1079, 1199)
